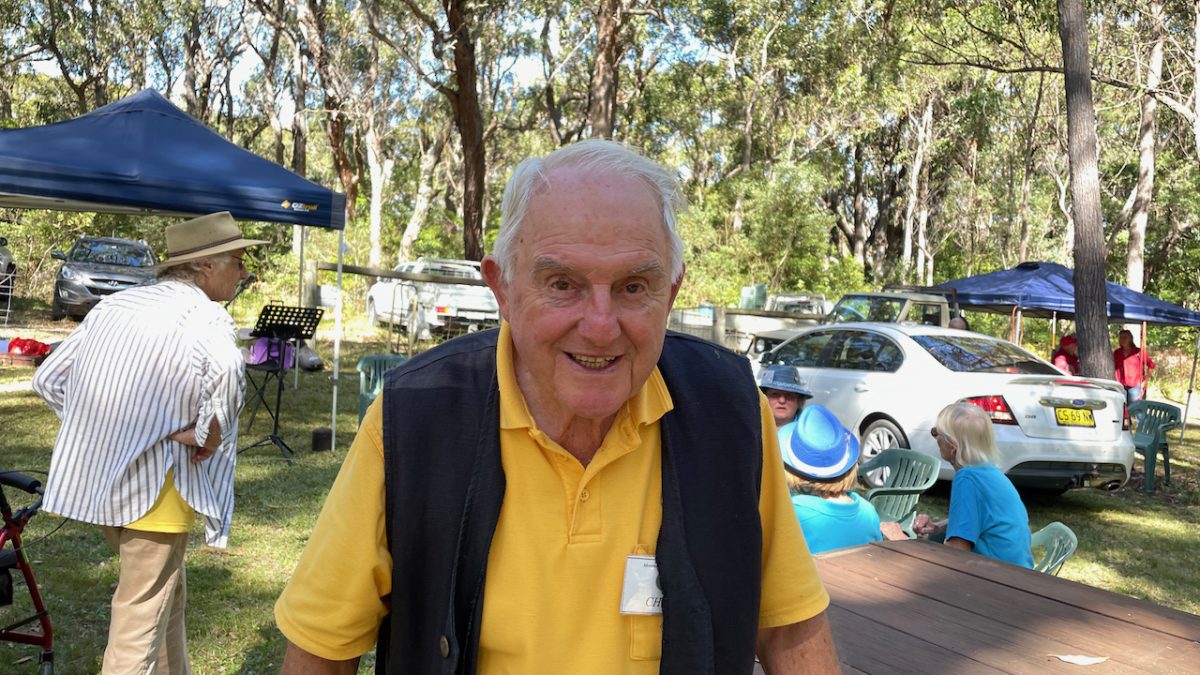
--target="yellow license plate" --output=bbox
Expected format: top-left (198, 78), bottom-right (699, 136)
top-left (1055, 407), bottom-right (1095, 427)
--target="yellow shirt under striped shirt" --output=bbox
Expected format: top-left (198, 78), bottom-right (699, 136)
top-left (125, 468), bottom-right (195, 533)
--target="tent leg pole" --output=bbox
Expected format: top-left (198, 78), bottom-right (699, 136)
top-left (331, 229), bottom-right (345, 454)
top-left (296, 226), bottom-right (305, 390)
top-left (1180, 329), bottom-right (1199, 443)
top-left (1051, 312), bottom-right (1057, 358)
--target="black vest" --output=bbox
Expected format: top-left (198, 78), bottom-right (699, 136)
top-left (379, 329), bottom-right (764, 674)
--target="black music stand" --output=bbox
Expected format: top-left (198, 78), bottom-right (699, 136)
top-left (240, 304), bottom-right (323, 463)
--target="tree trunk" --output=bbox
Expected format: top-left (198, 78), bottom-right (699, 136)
top-left (447, 0), bottom-right (486, 261)
top-left (917, 162), bottom-right (930, 284)
top-left (852, 142), bottom-right (867, 265)
top-left (291, 37), bottom-right (309, 256)
top-left (1018, 73), bottom-right (1046, 262)
top-left (399, 127), bottom-right (447, 262)
top-left (1057, 0), bottom-right (1109, 378)
top-left (324, 101), bottom-right (358, 224)
top-left (1124, 0), bottom-right (1164, 345)
top-left (184, 15), bottom-right (202, 118)
top-left (588, 0), bottom-right (623, 139)
top-left (901, 99), bottom-right (933, 282)
top-left (1193, 2), bottom-right (1200, 183)
top-left (366, 125), bottom-right (392, 268)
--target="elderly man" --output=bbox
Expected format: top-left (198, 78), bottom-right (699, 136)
top-left (275, 141), bottom-right (839, 674)
top-left (33, 211), bottom-right (262, 674)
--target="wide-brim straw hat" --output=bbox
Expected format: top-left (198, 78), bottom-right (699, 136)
top-left (158, 212), bottom-right (268, 268)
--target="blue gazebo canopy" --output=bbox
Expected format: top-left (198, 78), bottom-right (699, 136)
top-left (936, 261), bottom-right (1200, 327)
top-left (0, 89), bottom-right (344, 229)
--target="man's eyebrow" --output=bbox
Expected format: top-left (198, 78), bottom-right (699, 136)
top-left (530, 257), bottom-right (667, 278)
top-left (530, 257), bottom-right (572, 275)
top-left (630, 261), bottom-right (666, 276)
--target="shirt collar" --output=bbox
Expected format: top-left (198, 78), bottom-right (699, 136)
top-left (496, 321), bottom-right (674, 432)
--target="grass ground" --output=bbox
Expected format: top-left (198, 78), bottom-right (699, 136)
top-left (1, 297), bottom-right (1199, 672)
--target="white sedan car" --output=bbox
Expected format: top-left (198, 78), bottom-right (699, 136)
top-left (758, 323), bottom-right (1134, 492)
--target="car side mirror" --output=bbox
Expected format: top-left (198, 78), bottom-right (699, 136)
top-left (51, 251), bottom-right (66, 261)
top-left (0, 236), bottom-right (7, 247)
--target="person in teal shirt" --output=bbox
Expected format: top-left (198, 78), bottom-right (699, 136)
top-left (778, 404), bottom-right (891, 554)
top-left (914, 402), bottom-right (1034, 568)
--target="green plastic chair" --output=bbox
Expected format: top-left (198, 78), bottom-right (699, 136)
top-left (357, 354), bottom-right (408, 423)
top-left (1128, 400), bottom-right (1181, 494)
top-left (857, 448), bottom-right (940, 538)
top-left (1031, 521), bottom-right (1078, 575)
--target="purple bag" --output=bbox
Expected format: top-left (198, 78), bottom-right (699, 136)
top-left (247, 337), bottom-right (295, 369)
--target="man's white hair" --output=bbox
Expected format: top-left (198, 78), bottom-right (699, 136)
top-left (491, 139), bottom-right (686, 284)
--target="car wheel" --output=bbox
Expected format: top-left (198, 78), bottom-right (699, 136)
top-left (367, 299), bottom-right (380, 327)
top-left (859, 418), bottom-right (908, 487)
top-left (50, 294), bottom-right (65, 320)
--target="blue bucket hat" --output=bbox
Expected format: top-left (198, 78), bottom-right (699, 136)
top-left (758, 365), bottom-right (813, 398)
top-left (777, 403), bottom-right (860, 480)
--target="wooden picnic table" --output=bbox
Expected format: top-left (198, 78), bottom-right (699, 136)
top-left (793, 538), bottom-right (1200, 674)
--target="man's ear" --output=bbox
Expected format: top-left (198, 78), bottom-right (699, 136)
top-left (482, 256), bottom-right (510, 321)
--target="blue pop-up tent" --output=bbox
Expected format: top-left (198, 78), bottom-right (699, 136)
top-left (935, 261), bottom-right (1200, 326)
top-left (0, 89), bottom-right (356, 448)
top-left (0, 89), bottom-right (344, 228)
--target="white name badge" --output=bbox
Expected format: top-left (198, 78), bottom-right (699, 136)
top-left (619, 555), bottom-right (664, 615)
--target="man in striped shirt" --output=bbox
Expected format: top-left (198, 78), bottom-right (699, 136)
top-left (33, 211), bottom-right (265, 674)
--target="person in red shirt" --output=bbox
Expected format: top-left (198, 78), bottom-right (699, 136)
top-left (1114, 329), bottom-right (1155, 404)
top-left (1051, 334), bottom-right (1080, 375)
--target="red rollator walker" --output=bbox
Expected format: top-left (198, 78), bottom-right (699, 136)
top-left (0, 471), bottom-right (54, 674)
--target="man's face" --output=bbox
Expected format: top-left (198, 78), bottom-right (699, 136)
top-left (1064, 343), bottom-right (1078, 356)
top-left (483, 167), bottom-right (682, 430)
top-left (199, 251), bottom-right (248, 302)
top-left (764, 389), bottom-right (802, 427)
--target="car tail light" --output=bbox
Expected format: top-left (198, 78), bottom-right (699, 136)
top-left (964, 395), bottom-right (1017, 425)
top-left (435, 306), bottom-right (449, 314)
top-left (1122, 403), bottom-right (1131, 430)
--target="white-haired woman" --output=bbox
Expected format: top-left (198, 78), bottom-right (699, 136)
top-left (913, 402), bottom-right (1034, 567)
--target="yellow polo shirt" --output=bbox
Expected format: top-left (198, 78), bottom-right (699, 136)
top-left (275, 324), bottom-right (829, 669)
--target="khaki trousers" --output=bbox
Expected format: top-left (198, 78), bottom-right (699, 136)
top-left (99, 527), bottom-right (191, 675)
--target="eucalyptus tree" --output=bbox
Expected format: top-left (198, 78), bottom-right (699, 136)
top-left (241, 0), bottom-right (290, 164)
top-left (181, 0), bottom-right (247, 134)
top-left (369, 0), bottom-right (507, 261)
top-left (1058, 0), bottom-right (1110, 378)
top-left (22, 0), bottom-right (138, 111)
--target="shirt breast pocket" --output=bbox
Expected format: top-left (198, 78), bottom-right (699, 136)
top-left (628, 614), bottom-right (663, 661)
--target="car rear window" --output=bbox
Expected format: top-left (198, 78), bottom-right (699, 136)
top-left (426, 264), bottom-right (480, 280)
top-left (912, 335), bottom-right (1060, 374)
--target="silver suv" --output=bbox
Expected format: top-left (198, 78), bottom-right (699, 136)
top-left (50, 236), bottom-right (157, 319)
